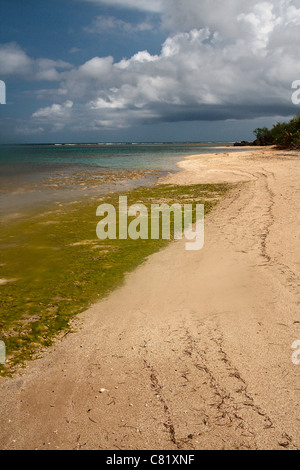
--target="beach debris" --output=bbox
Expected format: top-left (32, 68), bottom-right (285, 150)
top-left (0, 278), bottom-right (18, 286)
top-left (99, 388), bottom-right (108, 394)
top-left (68, 240), bottom-right (97, 247)
top-left (38, 221), bottom-right (59, 226)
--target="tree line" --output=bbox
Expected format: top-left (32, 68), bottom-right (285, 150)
top-left (254, 114), bottom-right (300, 149)
top-left (234, 114), bottom-right (300, 149)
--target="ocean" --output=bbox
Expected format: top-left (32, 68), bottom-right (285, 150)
top-left (0, 142), bottom-right (241, 215)
top-left (0, 142), bottom-right (236, 175)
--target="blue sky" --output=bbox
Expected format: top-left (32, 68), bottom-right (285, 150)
top-left (0, 0), bottom-right (299, 143)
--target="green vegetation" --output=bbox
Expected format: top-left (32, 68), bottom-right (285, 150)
top-left (0, 183), bottom-right (229, 376)
top-left (254, 114), bottom-right (300, 149)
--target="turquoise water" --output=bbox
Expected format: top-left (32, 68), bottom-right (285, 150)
top-left (0, 142), bottom-right (247, 214)
top-left (0, 142), bottom-right (236, 178)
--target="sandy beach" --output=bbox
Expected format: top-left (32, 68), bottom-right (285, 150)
top-left (0, 147), bottom-right (299, 450)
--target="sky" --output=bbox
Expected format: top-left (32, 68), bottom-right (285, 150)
top-left (0, 0), bottom-right (299, 143)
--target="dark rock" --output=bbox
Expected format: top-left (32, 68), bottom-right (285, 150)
top-left (234, 141), bottom-right (252, 147)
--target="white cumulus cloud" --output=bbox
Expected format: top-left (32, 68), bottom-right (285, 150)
top-left (82, 0), bottom-right (163, 13)
top-left (10, 0), bottom-right (300, 134)
top-left (84, 15), bottom-right (152, 34)
top-left (0, 43), bottom-right (72, 80)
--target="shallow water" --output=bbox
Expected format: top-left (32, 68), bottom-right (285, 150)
top-left (0, 142), bottom-right (243, 215)
top-left (0, 142), bottom-right (236, 177)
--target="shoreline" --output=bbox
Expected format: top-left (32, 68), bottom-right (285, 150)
top-left (0, 168), bottom-right (164, 220)
top-left (0, 145), bottom-right (266, 219)
top-left (159, 147), bottom-right (278, 185)
top-left (0, 147), bottom-right (299, 450)
top-left (0, 178), bottom-right (228, 375)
